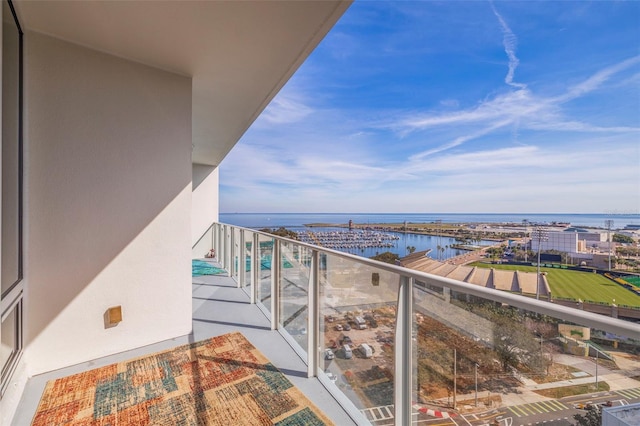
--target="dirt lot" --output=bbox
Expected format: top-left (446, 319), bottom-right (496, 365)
top-left (323, 309), bottom-right (396, 407)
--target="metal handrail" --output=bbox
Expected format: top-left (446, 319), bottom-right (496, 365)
top-left (208, 222), bottom-right (640, 340)
top-left (196, 221), bottom-right (640, 426)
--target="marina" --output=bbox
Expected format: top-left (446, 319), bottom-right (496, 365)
top-left (297, 229), bottom-right (400, 250)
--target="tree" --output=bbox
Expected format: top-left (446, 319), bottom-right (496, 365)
top-left (613, 233), bottom-right (634, 244)
top-left (260, 227), bottom-right (298, 240)
top-left (370, 251), bottom-right (400, 265)
top-left (493, 316), bottom-right (540, 372)
top-left (572, 407), bottom-right (601, 426)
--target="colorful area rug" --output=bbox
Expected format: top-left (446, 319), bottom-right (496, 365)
top-left (32, 332), bottom-right (334, 425)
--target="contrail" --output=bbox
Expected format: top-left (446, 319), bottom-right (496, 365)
top-left (491, 2), bottom-right (526, 89)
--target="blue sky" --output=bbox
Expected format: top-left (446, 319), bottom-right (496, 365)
top-left (220, 1), bottom-right (640, 214)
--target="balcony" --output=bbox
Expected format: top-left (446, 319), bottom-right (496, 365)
top-left (13, 222), bottom-right (640, 425)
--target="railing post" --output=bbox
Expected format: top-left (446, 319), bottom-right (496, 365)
top-left (271, 239), bottom-right (280, 330)
top-left (218, 224), bottom-right (224, 268)
top-left (226, 226), bottom-right (232, 276)
top-left (395, 276), bottom-right (413, 425)
top-left (216, 224), bottom-right (222, 264)
top-left (230, 227), bottom-right (236, 279)
top-left (251, 233), bottom-right (259, 305)
top-left (308, 250), bottom-right (320, 378)
top-left (221, 225), bottom-right (227, 272)
top-left (212, 224), bottom-right (218, 261)
top-left (238, 229), bottom-right (245, 289)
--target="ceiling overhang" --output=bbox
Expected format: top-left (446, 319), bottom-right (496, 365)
top-left (13, 0), bottom-right (352, 166)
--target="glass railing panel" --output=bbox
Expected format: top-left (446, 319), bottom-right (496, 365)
top-left (279, 242), bottom-right (312, 354)
top-left (412, 279), bottom-right (640, 425)
top-left (192, 225), bottom-right (221, 283)
top-left (257, 234), bottom-right (274, 312)
top-left (192, 224), bottom-right (214, 260)
top-left (243, 230), bottom-right (254, 291)
top-left (320, 252), bottom-right (400, 418)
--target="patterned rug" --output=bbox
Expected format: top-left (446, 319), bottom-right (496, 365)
top-left (32, 332), bottom-right (334, 425)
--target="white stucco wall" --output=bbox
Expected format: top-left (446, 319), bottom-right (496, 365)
top-left (22, 32), bottom-right (193, 375)
top-left (192, 164), bottom-right (219, 246)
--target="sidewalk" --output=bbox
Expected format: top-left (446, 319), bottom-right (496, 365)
top-left (452, 358), bottom-right (640, 409)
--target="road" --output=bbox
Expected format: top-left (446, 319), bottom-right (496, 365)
top-left (364, 387), bottom-right (640, 426)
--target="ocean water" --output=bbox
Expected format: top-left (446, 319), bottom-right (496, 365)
top-left (219, 212), bottom-right (639, 230)
top-left (218, 212), bottom-right (639, 260)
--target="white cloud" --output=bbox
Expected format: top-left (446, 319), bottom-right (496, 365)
top-left (557, 55), bottom-right (640, 103)
top-left (399, 89), bottom-right (546, 131)
top-left (392, 55), bottom-right (639, 157)
top-left (221, 3), bottom-right (639, 214)
top-left (259, 92), bottom-right (313, 125)
top-left (408, 119), bottom-right (514, 161)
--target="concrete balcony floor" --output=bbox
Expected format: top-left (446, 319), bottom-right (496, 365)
top-left (12, 272), bottom-right (357, 425)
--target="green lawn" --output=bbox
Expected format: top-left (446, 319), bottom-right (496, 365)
top-left (470, 262), bottom-right (640, 307)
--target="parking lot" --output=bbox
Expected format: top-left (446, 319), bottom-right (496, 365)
top-left (322, 309), bottom-right (396, 408)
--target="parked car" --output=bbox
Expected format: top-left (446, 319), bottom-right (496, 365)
top-left (324, 348), bottom-right (335, 360)
top-left (574, 402), bottom-right (595, 410)
top-left (359, 343), bottom-right (373, 358)
top-left (335, 324), bottom-right (343, 331)
top-left (343, 344), bottom-right (353, 359)
top-left (340, 335), bottom-right (352, 345)
top-left (354, 316), bottom-right (367, 329)
top-left (343, 323), bottom-right (351, 331)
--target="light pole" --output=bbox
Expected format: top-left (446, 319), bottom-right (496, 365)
top-left (537, 333), bottom-right (545, 375)
top-left (453, 348), bottom-right (457, 410)
top-left (595, 349), bottom-right (599, 391)
top-left (474, 362), bottom-right (479, 407)
top-left (532, 227), bottom-right (548, 299)
top-left (605, 219), bottom-right (614, 271)
top-left (436, 219), bottom-right (442, 261)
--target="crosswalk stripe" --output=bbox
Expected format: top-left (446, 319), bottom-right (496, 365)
top-left (547, 400), bottom-right (567, 410)
top-left (508, 399), bottom-right (569, 418)
top-left (617, 388), bottom-right (640, 398)
top-left (508, 405), bottom-right (528, 417)
top-left (539, 401), bottom-right (555, 411)
top-left (383, 406), bottom-right (392, 417)
top-left (527, 403), bottom-right (546, 414)
top-left (360, 405), bottom-right (396, 421)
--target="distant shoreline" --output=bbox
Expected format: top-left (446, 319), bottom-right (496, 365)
top-left (220, 212), bottom-right (637, 230)
top-left (301, 221), bottom-right (606, 241)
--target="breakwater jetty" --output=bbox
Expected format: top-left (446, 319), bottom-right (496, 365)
top-left (297, 230), bottom-right (400, 250)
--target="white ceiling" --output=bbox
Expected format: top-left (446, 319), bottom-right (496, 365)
top-left (14, 0), bottom-right (351, 166)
